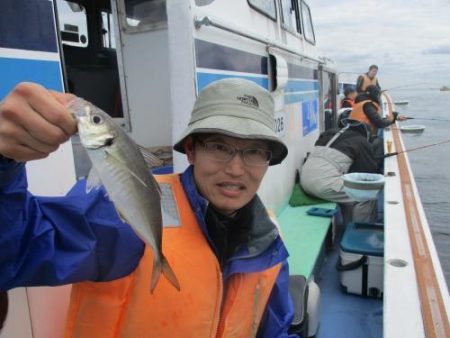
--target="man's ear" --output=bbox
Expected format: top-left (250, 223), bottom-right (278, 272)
top-left (184, 136), bottom-right (195, 164)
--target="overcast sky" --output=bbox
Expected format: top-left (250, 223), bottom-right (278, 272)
top-left (309, 0), bottom-right (450, 90)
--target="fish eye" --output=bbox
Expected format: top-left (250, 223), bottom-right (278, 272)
top-left (91, 114), bottom-right (103, 125)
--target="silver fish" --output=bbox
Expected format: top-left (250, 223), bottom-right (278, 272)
top-left (68, 97), bottom-right (180, 293)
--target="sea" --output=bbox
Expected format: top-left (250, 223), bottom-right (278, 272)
top-left (389, 87), bottom-right (450, 291)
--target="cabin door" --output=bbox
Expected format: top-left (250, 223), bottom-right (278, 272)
top-left (320, 68), bottom-right (338, 131)
top-left (113, 0), bottom-right (172, 148)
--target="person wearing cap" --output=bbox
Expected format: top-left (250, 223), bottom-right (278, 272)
top-left (300, 120), bottom-right (381, 225)
top-left (356, 65), bottom-right (381, 93)
top-left (350, 84), bottom-right (407, 138)
top-left (340, 87), bottom-right (357, 109)
top-left (0, 79), bottom-right (296, 337)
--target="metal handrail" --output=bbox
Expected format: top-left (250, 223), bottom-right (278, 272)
top-left (194, 16), bottom-right (325, 65)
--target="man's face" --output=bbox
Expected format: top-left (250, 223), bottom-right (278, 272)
top-left (184, 134), bottom-right (270, 215)
top-left (368, 68), bottom-right (378, 78)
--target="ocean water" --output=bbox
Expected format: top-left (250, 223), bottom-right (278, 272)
top-left (389, 87), bottom-right (450, 290)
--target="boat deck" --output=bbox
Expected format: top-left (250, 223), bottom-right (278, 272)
top-left (315, 223), bottom-right (383, 338)
top-left (278, 201), bottom-right (383, 338)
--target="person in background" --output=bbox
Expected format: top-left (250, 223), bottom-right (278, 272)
top-left (350, 85), bottom-right (407, 136)
top-left (356, 65), bottom-right (381, 93)
top-left (337, 87), bottom-right (358, 127)
top-left (0, 78), bottom-right (298, 337)
top-left (350, 84), bottom-right (407, 159)
top-left (300, 120), bottom-right (381, 225)
top-left (340, 87), bottom-right (357, 109)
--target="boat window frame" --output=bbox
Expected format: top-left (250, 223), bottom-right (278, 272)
top-left (300, 0), bottom-right (316, 45)
top-left (247, 0), bottom-right (277, 21)
top-left (117, 0), bottom-right (167, 34)
top-left (279, 0), bottom-right (301, 36)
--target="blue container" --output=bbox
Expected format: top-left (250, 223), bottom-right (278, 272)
top-left (340, 222), bottom-right (384, 257)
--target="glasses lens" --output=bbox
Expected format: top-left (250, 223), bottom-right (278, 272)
top-left (203, 142), bottom-right (234, 162)
top-left (199, 140), bottom-right (271, 166)
top-left (243, 149), bottom-right (272, 166)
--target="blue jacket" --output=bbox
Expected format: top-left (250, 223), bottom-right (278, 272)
top-left (0, 162), bottom-right (296, 337)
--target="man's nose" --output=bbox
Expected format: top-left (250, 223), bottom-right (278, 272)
top-left (224, 151), bottom-right (246, 175)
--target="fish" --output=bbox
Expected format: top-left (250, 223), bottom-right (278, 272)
top-left (68, 97), bottom-right (180, 293)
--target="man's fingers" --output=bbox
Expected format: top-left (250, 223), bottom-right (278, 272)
top-left (15, 83), bottom-right (77, 137)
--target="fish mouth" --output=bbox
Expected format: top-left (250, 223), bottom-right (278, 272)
top-left (104, 137), bottom-right (114, 147)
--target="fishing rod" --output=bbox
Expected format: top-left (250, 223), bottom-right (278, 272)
top-left (382, 82), bottom-right (441, 91)
top-left (384, 138), bottom-right (450, 157)
top-left (405, 117), bottom-right (450, 122)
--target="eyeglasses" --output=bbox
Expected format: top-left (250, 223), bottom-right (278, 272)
top-left (197, 140), bottom-right (272, 166)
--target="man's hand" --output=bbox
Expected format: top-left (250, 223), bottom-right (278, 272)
top-left (397, 114), bottom-right (408, 121)
top-left (0, 82), bottom-right (77, 162)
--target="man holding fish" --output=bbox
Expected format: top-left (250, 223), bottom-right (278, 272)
top-left (0, 78), bottom-right (297, 337)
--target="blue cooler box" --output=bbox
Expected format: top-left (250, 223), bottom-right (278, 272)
top-left (337, 222), bottom-right (384, 298)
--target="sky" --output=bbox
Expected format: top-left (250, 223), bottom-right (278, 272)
top-left (308, 0), bottom-right (450, 90)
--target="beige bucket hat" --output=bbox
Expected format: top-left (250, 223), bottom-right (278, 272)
top-left (173, 78), bottom-right (288, 165)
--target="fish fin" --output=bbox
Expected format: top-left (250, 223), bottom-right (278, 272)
top-left (86, 167), bottom-right (103, 193)
top-left (104, 149), bottom-right (149, 188)
top-left (138, 145), bottom-right (164, 168)
top-left (150, 255), bottom-right (181, 293)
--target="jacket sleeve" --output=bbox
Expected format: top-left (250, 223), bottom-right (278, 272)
top-left (257, 261), bottom-right (299, 338)
top-left (355, 75), bottom-right (364, 93)
top-left (0, 163), bottom-right (145, 290)
top-left (363, 102), bottom-right (394, 128)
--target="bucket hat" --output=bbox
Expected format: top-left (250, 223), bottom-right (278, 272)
top-left (173, 78), bottom-right (288, 165)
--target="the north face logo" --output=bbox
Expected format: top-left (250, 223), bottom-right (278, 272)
top-left (236, 95), bottom-right (259, 108)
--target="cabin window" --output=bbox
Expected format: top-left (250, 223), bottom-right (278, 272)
top-left (119, 0), bottom-right (167, 33)
top-left (195, 0), bottom-right (216, 5)
top-left (280, 0), bottom-right (301, 34)
top-left (56, 0), bottom-right (88, 48)
top-left (248, 0), bottom-right (277, 20)
top-left (300, 1), bottom-right (315, 44)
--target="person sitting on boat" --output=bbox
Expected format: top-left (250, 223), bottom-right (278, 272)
top-left (0, 79), bottom-right (298, 337)
top-left (356, 64), bottom-right (381, 93)
top-left (300, 120), bottom-right (381, 225)
top-left (350, 84), bottom-right (407, 136)
top-left (340, 87), bottom-right (357, 108)
top-left (337, 87), bottom-right (357, 127)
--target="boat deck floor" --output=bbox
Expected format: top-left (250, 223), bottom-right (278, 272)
top-left (314, 208), bottom-right (383, 338)
top-left (315, 242), bottom-right (383, 338)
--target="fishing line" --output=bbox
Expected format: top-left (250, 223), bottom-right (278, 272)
top-left (406, 117), bottom-right (450, 122)
top-left (385, 138), bottom-right (450, 157)
top-left (382, 82), bottom-right (442, 91)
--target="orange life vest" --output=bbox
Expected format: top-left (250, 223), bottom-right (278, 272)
top-left (64, 173), bottom-right (282, 338)
top-left (349, 100), bottom-right (381, 135)
top-left (360, 74), bottom-right (378, 92)
top-left (340, 98), bottom-right (355, 108)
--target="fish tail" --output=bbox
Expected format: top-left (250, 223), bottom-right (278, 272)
top-left (150, 255), bottom-right (181, 293)
top-left (161, 254), bottom-right (181, 291)
top-left (150, 259), bottom-right (162, 294)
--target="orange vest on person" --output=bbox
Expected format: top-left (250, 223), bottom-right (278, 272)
top-left (64, 174), bottom-right (282, 338)
top-left (340, 98), bottom-right (355, 108)
top-left (349, 100), bottom-right (381, 135)
top-left (360, 74), bottom-right (378, 92)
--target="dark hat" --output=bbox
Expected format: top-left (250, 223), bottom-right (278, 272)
top-left (365, 85), bottom-right (381, 102)
top-left (173, 78), bottom-right (288, 165)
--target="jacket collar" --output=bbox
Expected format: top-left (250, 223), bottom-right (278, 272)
top-left (180, 165), bottom-right (279, 261)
